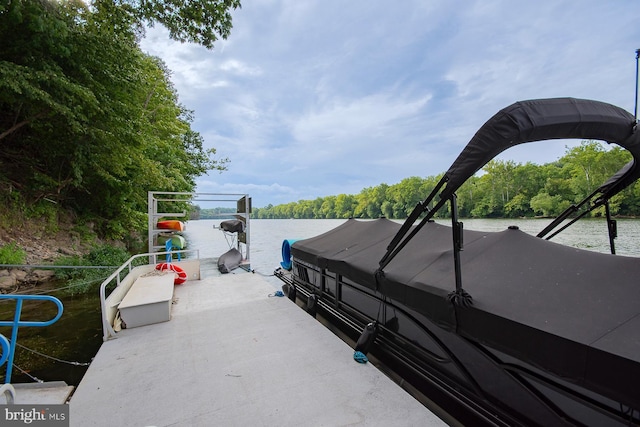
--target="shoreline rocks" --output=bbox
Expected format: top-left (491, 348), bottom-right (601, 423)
top-left (0, 268), bottom-right (57, 292)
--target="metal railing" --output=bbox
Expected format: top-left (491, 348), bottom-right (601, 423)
top-left (99, 249), bottom-right (199, 341)
top-left (0, 334), bottom-right (14, 402)
top-left (0, 295), bottom-right (64, 383)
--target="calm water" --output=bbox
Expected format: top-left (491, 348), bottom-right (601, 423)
top-left (2, 217), bottom-right (639, 385)
top-left (185, 217), bottom-right (640, 278)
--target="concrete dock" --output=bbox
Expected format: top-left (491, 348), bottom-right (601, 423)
top-left (70, 267), bottom-right (446, 426)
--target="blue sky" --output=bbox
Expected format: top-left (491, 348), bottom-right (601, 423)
top-left (140, 1), bottom-right (640, 208)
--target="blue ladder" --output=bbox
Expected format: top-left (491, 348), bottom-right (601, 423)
top-left (165, 239), bottom-right (181, 261)
top-left (0, 294), bottom-right (64, 383)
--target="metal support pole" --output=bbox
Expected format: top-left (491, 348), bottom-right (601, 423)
top-left (451, 194), bottom-right (463, 293)
top-left (605, 200), bottom-right (617, 255)
top-left (635, 48), bottom-right (640, 121)
top-left (447, 194), bottom-right (472, 307)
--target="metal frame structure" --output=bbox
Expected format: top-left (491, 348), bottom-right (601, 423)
top-left (147, 191), bottom-right (252, 266)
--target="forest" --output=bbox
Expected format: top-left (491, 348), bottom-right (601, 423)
top-left (252, 141), bottom-right (640, 220)
top-left (0, 0), bottom-right (239, 238)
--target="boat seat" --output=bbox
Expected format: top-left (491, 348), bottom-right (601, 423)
top-left (118, 273), bottom-right (175, 328)
top-left (165, 239), bottom-right (181, 261)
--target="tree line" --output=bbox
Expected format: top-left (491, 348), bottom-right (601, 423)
top-left (0, 0), bottom-right (240, 238)
top-left (252, 141), bottom-right (640, 220)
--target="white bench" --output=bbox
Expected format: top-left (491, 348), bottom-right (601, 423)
top-left (118, 273), bottom-right (175, 328)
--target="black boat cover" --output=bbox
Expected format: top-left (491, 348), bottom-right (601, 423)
top-left (440, 98), bottom-right (640, 201)
top-left (291, 219), bottom-right (640, 408)
top-left (291, 98), bottom-right (640, 408)
top-left (217, 248), bottom-right (243, 273)
top-left (220, 219), bottom-right (245, 233)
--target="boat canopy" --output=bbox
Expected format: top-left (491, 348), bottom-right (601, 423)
top-left (440, 98), bottom-right (640, 201)
top-left (377, 99), bottom-right (640, 271)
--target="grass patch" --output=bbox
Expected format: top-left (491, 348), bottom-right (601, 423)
top-left (0, 243), bottom-right (26, 265)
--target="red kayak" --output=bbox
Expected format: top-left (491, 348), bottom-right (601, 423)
top-left (156, 220), bottom-right (185, 231)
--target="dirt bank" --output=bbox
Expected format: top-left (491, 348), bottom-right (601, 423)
top-left (0, 217), bottom-right (105, 293)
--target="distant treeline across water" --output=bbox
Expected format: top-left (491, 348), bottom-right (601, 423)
top-left (249, 141), bottom-right (640, 220)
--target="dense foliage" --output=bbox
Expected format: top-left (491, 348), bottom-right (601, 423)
top-left (253, 141), bottom-right (640, 219)
top-left (54, 244), bottom-right (139, 294)
top-left (0, 0), bottom-right (238, 238)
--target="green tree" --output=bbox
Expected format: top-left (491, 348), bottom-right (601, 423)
top-left (386, 177), bottom-right (424, 218)
top-left (530, 192), bottom-right (570, 217)
top-left (320, 196), bottom-right (336, 218)
top-left (0, 0), bottom-right (235, 237)
top-left (562, 141), bottom-right (631, 209)
top-left (293, 200), bottom-right (314, 218)
top-left (335, 194), bottom-right (355, 218)
top-left (380, 200), bottom-right (393, 218)
top-left (311, 197), bottom-right (324, 218)
top-left (115, 0), bottom-right (242, 49)
top-left (354, 184), bottom-right (388, 218)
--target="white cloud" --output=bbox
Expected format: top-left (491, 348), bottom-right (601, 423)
top-left (140, 0), bottom-right (640, 207)
top-left (218, 59), bottom-right (262, 76)
top-left (291, 92), bottom-right (430, 145)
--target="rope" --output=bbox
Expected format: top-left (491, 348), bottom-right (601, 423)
top-left (13, 364), bottom-right (43, 383)
top-left (353, 351), bottom-right (368, 364)
top-left (0, 276), bottom-right (108, 296)
top-left (16, 343), bottom-right (91, 366)
top-left (253, 269), bottom-right (275, 277)
top-left (268, 290), bottom-right (285, 298)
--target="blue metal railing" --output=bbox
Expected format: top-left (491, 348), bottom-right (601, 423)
top-left (0, 334), bottom-right (9, 368)
top-left (0, 295), bottom-right (64, 383)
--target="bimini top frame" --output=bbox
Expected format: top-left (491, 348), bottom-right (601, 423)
top-left (377, 98), bottom-right (640, 304)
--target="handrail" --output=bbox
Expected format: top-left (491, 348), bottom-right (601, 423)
top-left (0, 334), bottom-right (10, 368)
top-left (99, 249), bottom-right (199, 341)
top-left (0, 294), bottom-right (64, 383)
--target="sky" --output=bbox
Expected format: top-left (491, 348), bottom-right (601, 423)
top-left (140, 1), bottom-right (640, 208)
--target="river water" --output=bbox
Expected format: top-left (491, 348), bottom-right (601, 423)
top-left (2, 217), bottom-right (639, 385)
top-left (188, 217), bottom-right (640, 274)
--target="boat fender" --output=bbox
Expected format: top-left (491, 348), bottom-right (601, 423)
top-left (355, 322), bottom-right (379, 355)
top-left (306, 294), bottom-right (318, 317)
top-left (155, 263), bottom-right (187, 285)
top-left (282, 283), bottom-right (297, 302)
top-left (353, 351), bottom-right (368, 364)
top-left (280, 239), bottom-right (299, 270)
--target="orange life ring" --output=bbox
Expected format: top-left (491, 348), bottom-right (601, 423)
top-left (155, 263), bottom-right (187, 285)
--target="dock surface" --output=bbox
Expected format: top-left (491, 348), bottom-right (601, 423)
top-left (70, 269), bottom-right (445, 426)
top-left (13, 381), bottom-right (74, 405)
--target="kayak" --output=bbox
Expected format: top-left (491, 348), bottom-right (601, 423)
top-left (157, 220), bottom-right (185, 231)
top-left (157, 234), bottom-right (187, 249)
